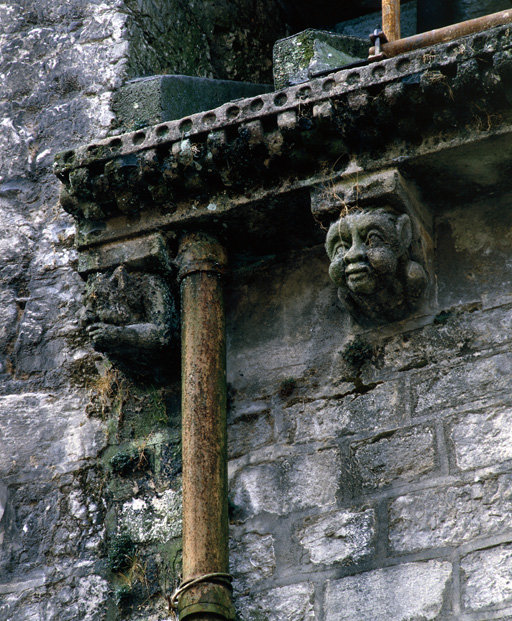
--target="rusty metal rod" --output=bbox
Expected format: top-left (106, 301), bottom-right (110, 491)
top-left (370, 8), bottom-right (512, 57)
top-left (177, 232), bottom-right (234, 621)
top-left (382, 0), bottom-right (401, 42)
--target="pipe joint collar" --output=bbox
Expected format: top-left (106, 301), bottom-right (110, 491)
top-left (177, 232), bottom-right (227, 282)
top-left (177, 578), bottom-right (235, 620)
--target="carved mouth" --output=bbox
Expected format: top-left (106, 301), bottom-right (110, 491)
top-left (345, 263), bottom-right (370, 278)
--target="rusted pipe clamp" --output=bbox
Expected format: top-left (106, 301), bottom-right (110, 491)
top-left (171, 572), bottom-right (234, 619)
top-left (177, 232), bottom-right (228, 282)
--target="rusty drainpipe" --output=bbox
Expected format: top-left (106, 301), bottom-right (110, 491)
top-left (370, 8), bottom-right (512, 57)
top-left (174, 232), bottom-right (234, 620)
top-left (382, 0), bottom-right (401, 42)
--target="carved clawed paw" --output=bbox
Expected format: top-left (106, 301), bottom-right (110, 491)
top-left (86, 322), bottom-right (120, 349)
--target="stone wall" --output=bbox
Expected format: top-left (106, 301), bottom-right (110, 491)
top-left (0, 2), bottom-right (131, 619)
top-left (225, 197), bottom-right (512, 619)
top-left (0, 2), bottom-right (290, 618)
top-left (2, 1), bottom-right (512, 621)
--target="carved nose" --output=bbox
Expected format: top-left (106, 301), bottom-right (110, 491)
top-left (344, 239), bottom-right (366, 263)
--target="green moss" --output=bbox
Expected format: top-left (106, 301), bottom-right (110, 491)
top-left (108, 533), bottom-right (136, 573)
top-left (295, 31), bottom-right (315, 63)
top-left (157, 538), bottom-right (183, 596)
top-left (342, 336), bottom-right (374, 368)
top-left (114, 584), bottom-right (133, 608)
top-left (434, 310), bottom-right (452, 324)
top-left (132, 387), bottom-right (168, 437)
top-left (110, 451), bottom-right (136, 476)
top-left (110, 448), bottom-right (151, 476)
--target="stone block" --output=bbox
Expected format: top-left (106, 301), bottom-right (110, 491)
top-left (273, 30), bottom-right (368, 89)
top-left (0, 393), bottom-right (104, 482)
top-left (311, 168), bottom-right (434, 238)
top-left (120, 486), bottom-right (182, 544)
top-left (286, 379), bottom-right (409, 443)
top-left (228, 410), bottom-right (273, 459)
top-left (112, 74), bottom-right (271, 131)
top-left (298, 508), bottom-right (375, 566)
top-left (389, 474), bottom-right (512, 553)
top-left (461, 543), bottom-right (512, 611)
top-left (230, 531), bottom-right (275, 593)
top-left (230, 449), bottom-right (339, 518)
top-left (324, 561), bottom-right (452, 621)
top-left (350, 425), bottom-right (436, 489)
top-left (450, 405), bottom-right (512, 471)
top-left (236, 582), bottom-right (315, 621)
top-left (379, 304), bottom-right (512, 373)
top-left (77, 232), bottom-right (172, 275)
top-left (413, 353), bottom-right (512, 416)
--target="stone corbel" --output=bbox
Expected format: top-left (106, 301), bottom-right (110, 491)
top-left (77, 232), bottom-right (179, 373)
top-left (311, 168), bottom-right (434, 325)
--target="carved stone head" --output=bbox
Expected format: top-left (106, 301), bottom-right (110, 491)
top-left (325, 207), bottom-right (427, 323)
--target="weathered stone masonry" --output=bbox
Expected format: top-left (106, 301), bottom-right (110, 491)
top-left (2, 1), bottom-right (512, 619)
top-left (53, 18), bottom-right (512, 621)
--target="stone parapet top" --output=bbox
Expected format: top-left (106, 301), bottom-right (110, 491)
top-left (54, 22), bottom-right (512, 259)
top-left (54, 23), bottom-right (512, 178)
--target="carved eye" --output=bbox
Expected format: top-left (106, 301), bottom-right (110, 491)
top-left (334, 241), bottom-right (349, 256)
top-left (367, 231), bottom-right (385, 246)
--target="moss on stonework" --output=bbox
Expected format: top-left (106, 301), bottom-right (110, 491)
top-left (108, 533), bottom-right (136, 573)
top-left (89, 360), bottom-right (183, 616)
top-left (279, 377), bottom-right (296, 398)
top-left (342, 336), bottom-right (374, 369)
top-left (110, 447), bottom-right (151, 476)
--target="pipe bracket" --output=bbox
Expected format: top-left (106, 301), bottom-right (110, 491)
top-left (177, 232), bottom-right (228, 282)
top-left (177, 579), bottom-right (235, 620)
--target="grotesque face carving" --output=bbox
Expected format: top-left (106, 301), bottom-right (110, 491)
top-left (326, 208), bottom-right (427, 323)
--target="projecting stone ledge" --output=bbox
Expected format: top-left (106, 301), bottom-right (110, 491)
top-left (54, 24), bottom-right (512, 254)
top-left (112, 75), bottom-right (272, 132)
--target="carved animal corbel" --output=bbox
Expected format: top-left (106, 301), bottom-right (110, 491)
top-left (80, 266), bottom-right (178, 369)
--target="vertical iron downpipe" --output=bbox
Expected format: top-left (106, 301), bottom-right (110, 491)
top-left (177, 232), bottom-right (234, 621)
top-left (382, 0), bottom-right (401, 41)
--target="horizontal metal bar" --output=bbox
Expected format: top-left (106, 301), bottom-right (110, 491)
top-left (370, 8), bottom-right (512, 57)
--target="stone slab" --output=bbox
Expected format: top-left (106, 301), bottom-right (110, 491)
top-left (236, 582), bottom-right (315, 621)
top-left (284, 379), bottom-right (409, 442)
top-left (450, 405), bottom-right (512, 471)
top-left (230, 449), bottom-right (339, 519)
top-left (350, 425), bottom-right (436, 489)
top-left (77, 232), bottom-right (172, 275)
top-left (389, 473), bottom-right (512, 552)
top-left (461, 543), bottom-right (512, 611)
top-left (112, 74), bottom-right (272, 131)
top-left (273, 29), bottom-right (368, 89)
top-left (298, 508), bottom-right (375, 566)
top-left (310, 168), bottom-right (434, 238)
top-left (324, 561), bottom-right (452, 621)
top-left (413, 353), bottom-right (512, 416)
top-left (230, 531), bottom-right (275, 593)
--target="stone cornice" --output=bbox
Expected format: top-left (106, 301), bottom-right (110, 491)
top-left (55, 24), bottom-right (512, 258)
